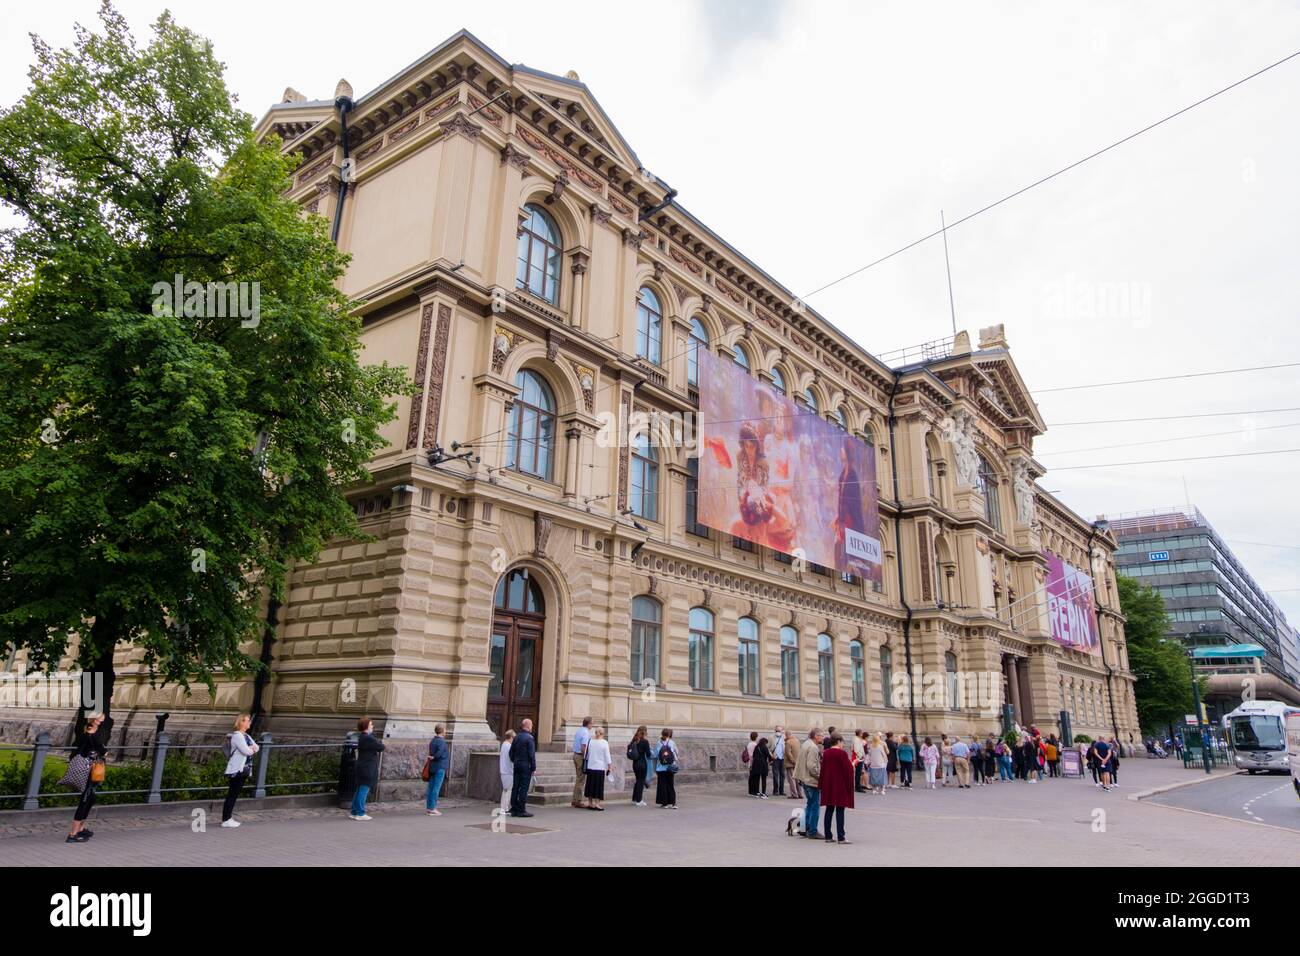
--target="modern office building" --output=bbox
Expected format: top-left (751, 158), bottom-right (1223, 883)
top-left (1110, 507), bottom-right (1300, 714)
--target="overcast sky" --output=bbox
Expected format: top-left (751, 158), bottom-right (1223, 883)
top-left (3, 1), bottom-right (1297, 625)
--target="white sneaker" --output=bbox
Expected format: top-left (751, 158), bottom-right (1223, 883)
top-left (358, 814), bottom-right (373, 821)
top-left (635, 801), bottom-right (648, 807)
top-left (221, 819), bottom-right (241, 828)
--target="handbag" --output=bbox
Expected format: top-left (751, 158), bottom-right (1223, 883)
top-left (421, 757), bottom-right (432, 782)
top-left (59, 755), bottom-right (91, 791)
top-left (89, 759), bottom-right (106, 784)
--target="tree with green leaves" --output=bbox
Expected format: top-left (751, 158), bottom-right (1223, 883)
top-left (0, 3), bottom-right (409, 728)
top-left (1117, 574), bottom-right (1199, 734)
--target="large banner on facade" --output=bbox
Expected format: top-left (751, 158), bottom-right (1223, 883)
top-left (696, 348), bottom-right (882, 581)
top-left (1043, 553), bottom-right (1099, 654)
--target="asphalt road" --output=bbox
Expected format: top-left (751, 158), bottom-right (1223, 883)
top-left (1149, 769), bottom-right (1300, 831)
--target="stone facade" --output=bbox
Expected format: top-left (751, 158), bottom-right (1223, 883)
top-left (0, 30), bottom-right (1141, 789)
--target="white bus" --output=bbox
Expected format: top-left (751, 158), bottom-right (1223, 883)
top-left (1224, 700), bottom-right (1300, 774)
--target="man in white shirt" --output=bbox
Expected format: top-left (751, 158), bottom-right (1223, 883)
top-left (571, 716), bottom-right (592, 808)
top-left (772, 725), bottom-right (786, 796)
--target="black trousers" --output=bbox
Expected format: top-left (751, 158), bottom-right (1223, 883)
top-left (972, 759), bottom-right (983, 783)
top-left (748, 767), bottom-right (767, 795)
top-left (655, 770), bottom-right (676, 806)
top-left (822, 805), bottom-right (845, 841)
top-left (510, 765), bottom-right (533, 814)
top-left (899, 761), bottom-right (913, 786)
top-left (222, 770), bottom-right (248, 822)
top-left (772, 760), bottom-right (785, 795)
top-left (632, 762), bottom-right (647, 802)
top-left (73, 781), bottom-right (99, 822)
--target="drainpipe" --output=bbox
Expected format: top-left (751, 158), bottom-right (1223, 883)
top-left (330, 82), bottom-right (354, 244)
top-left (1088, 521), bottom-right (1123, 746)
top-left (887, 371), bottom-right (919, 747)
top-left (639, 187), bottom-right (678, 223)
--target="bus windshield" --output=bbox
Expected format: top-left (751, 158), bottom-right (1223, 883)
top-left (1230, 715), bottom-right (1284, 751)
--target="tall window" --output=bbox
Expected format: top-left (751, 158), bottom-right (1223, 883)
top-left (685, 457), bottom-right (708, 536)
top-left (630, 596), bottom-right (661, 687)
top-left (635, 287), bottom-right (663, 364)
top-left (516, 204), bottom-right (561, 304)
top-left (769, 366), bottom-right (786, 394)
top-left (978, 454), bottom-right (1002, 532)
top-left (506, 369), bottom-right (556, 480)
top-left (945, 651), bottom-right (959, 709)
top-left (687, 318), bottom-right (709, 387)
top-left (689, 607), bottom-right (714, 690)
top-left (732, 346), bottom-right (750, 371)
top-left (780, 625), bottom-right (800, 699)
top-left (934, 538), bottom-right (945, 605)
top-left (880, 646), bottom-right (894, 708)
top-left (817, 633), bottom-right (835, 702)
top-left (803, 388), bottom-right (819, 414)
top-left (738, 617), bottom-right (760, 695)
top-left (926, 439), bottom-right (937, 499)
top-left (833, 406), bottom-right (848, 431)
top-left (629, 430), bottom-right (659, 521)
top-left (850, 640), bottom-right (866, 705)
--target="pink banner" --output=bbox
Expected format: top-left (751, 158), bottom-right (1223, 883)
top-left (1043, 553), bottom-right (1099, 654)
top-left (696, 348), bottom-right (882, 581)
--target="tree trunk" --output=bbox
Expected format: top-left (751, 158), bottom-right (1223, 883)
top-left (73, 615), bottom-right (119, 743)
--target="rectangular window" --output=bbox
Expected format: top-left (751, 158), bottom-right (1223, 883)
top-left (739, 637), bottom-right (760, 695)
top-left (818, 653), bottom-right (835, 703)
top-left (685, 458), bottom-right (709, 537)
top-left (689, 631), bottom-right (713, 690)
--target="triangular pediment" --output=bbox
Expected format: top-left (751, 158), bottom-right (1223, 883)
top-left (515, 70), bottom-right (643, 176)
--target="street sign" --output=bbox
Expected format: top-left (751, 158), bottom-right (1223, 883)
top-left (1149, 551), bottom-right (1170, 562)
top-left (1185, 714), bottom-right (1199, 726)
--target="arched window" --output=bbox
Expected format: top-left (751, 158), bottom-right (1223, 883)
top-left (687, 317), bottom-right (709, 387)
top-left (817, 633), bottom-right (835, 702)
top-left (978, 453), bottom-right (1002, 532)
top-left (780, 625), bottom-right (800, 699)
top-left (738, 616), bottom-right (760, 695)
top-left (629, 430), bottom-right (659, 521)
top-left (945, 651), bottom-right (959, 709)
top-left (689, 606), bottom-right (714, 690)
top-left (494, 567), bottom-right (545, 614)
top-left (635, 287), bottom-right (662, 364)
top-left (849, 640), bottom-right (866, 705)
top-left (833, 406), bottom-right (848, 431)
top-left (934, 537), bottom-right (946, 605)
top-left (925, 436), bottom-right (938, 499)
top-left (803, 388), bottom-right (819, 414)
top-left (732, 345), bottom-right (750, 371)
top-left (516, 204), bottom-right (561, 304)
top-left (880, 646), bottom-right (894, 708)
top-left (769, 366), bottom-right (786, 394)
top-left (506, 369), bottom-right (556, 480)
top-left (631, 596), bottom-right (661, 687)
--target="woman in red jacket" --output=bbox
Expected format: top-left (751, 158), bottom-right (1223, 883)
top-left (819, 733), bottom-right (855, 844)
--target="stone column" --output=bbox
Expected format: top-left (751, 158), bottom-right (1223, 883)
top-left (1006, 656), bottom-right (1023, 724)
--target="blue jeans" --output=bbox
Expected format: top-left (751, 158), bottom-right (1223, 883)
top-left (803, 785), bottom-right (820, 837)
top-left (999, 756), bottom-right (1013, 780)
top-left (351, 783), bottom-right (370, 816)
top-left (425, 767), bottom-right (447, 810)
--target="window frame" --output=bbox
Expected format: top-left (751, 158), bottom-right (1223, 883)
top-left (630, 595), bottom-right (662, 688)
top-left (515, 204), bottom-right (562, 305)
top-left (737, 616), bottom-right (760, 696)
top-left (688, 606), bottom-right (715, 691)
top-left (506, 369), bottom-right (557, 481)
top-left (635, 286), bottom-right (663, 365)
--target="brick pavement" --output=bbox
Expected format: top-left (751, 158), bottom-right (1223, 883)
top-left (1, 760), bottom-right (1294, 866)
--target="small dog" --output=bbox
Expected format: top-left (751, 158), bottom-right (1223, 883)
top-left (785, 809), bottom-right (805, 837)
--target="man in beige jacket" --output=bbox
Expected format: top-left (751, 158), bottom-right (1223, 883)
top-left (794, 728), bottom-right (824, 839)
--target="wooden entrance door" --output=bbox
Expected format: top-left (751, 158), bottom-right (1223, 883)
top-left (487, 568), bottom-right (545, 738)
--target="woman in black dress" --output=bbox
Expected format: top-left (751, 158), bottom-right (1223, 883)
top-left (627, 725), bottom-right (652, 806)
top-left (749, 736), bottom-right (772, 798)
top-left (66, 713), bottom-right (107, 844)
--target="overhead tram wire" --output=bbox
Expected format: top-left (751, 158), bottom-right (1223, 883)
top-left (1035, 362), bottom-right (1300, 394)
top-left (1045, 421), bottom-right (1300, 455)
top-left (1047, 406), bottom-right (1300, 427)
top-left (798, 47), bottom-right (1300, 301)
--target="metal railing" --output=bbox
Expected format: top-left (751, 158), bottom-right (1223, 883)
top-left (0, 732), bottom-right (356, 811)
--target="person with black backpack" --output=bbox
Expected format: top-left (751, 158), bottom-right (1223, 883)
top-left (654, 728), bottom-right (679, 809)
top-left (221, 713), bottom-right (259, 828)
top-left (626, 725), bottom-right (652, 806)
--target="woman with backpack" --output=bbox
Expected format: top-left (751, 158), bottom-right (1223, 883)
top-left (626, 725), bottom-right (652, 806)
top-left (582, 727), bottom-right (612, 810)
top-left (750, 736), bottom-right (772, 798)
top-left (64, 713), bottom-right (107, 844)
top-left (654, 728), bottom-right (679, 809)
top-left (221, 713), bottom-right (260, 828)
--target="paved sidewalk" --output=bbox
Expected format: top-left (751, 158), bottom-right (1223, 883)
top-left (2, 760), bottom-right (1293, 866)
